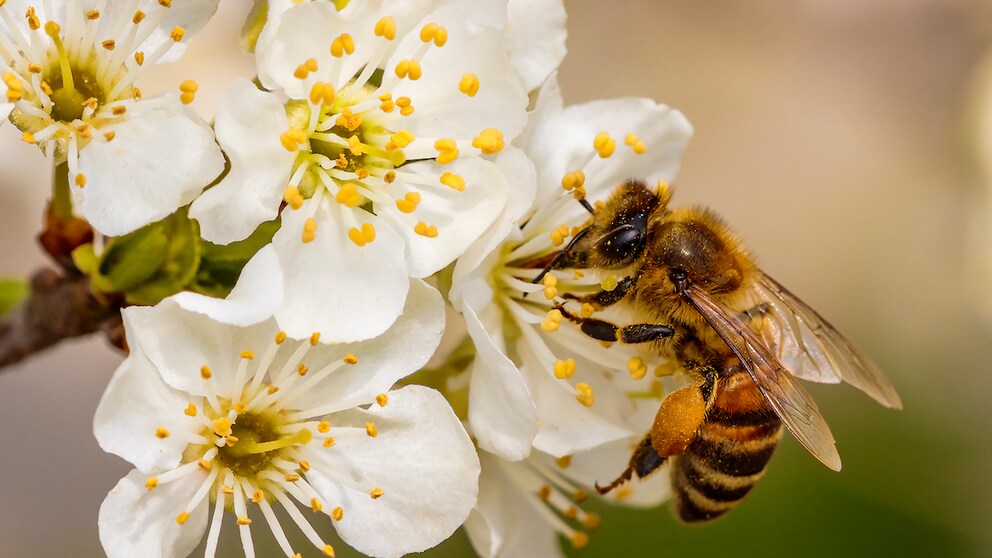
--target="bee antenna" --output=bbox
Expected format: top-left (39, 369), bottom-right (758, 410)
top-left (524, 226), bottom-right (592, 296)
top-left (578, 198), bottom-right (595, 214)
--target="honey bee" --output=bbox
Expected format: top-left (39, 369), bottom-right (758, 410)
top-left (529, 179), bottom-right (902, 522)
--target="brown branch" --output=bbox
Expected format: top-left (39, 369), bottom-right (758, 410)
top-left (0, 268), bottom-right (118, 369)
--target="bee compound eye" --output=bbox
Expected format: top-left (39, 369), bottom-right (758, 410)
top-left (597, 224), bottom-right (645, 263)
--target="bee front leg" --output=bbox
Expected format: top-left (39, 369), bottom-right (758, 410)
top-left (555, 304), bottom-right (674, 344)
top-left (561, 275), bottom-right (636, 309)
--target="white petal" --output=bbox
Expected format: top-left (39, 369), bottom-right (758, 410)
top-left (171, 245), bottom-right (284, 326)
top-left (507, 0), bottom-right (566, 91)
top-left (256, 2), bottom-right (388, 98)
top-left (387, 156), bottom-right (509, 278)
top-left (305, 386), bottom-right (479, 558)
top-left (451, 147), bottom-right (536, 286)
top-left (123, 301), bottom-right (278, 396)
top-left (464, 452), bottom-right (566, 558)
top-left (289, 279), bottom-right (444, 410)
top-left (386, 1), bottom-right (528, 140)
top-left (274, 199), bottom-right (410, 343)
top-left (456, 278), bottom-right (538, 461)
top-left (0, 102), bottom-right (12, 122)
top-left (189, 80), bottom-right (293, 244)
top-left (99, 469), bottom-right (209, 558)
top-left (78, 100), bottom-right (225, 236)
top-left (100, 0), bottom-right (221, 63)
top-left (93, 348), bottom-right (195, 474)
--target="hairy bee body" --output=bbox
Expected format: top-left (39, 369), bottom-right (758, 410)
top-left (533, 179), bottom-right (901, 522)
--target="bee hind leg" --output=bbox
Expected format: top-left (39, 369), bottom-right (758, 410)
top-left (596, 434), bottom-right (667, 495)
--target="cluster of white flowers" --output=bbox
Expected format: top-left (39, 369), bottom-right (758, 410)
top-left (2, 1), bottom-right (696, 556)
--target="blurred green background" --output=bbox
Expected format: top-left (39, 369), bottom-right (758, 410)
top-left (2, 1), bottom-right (991, 557)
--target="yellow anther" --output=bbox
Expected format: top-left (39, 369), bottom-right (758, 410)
top-left (365, 422), bottom-right (378, 437)
top-left (283, 186), bottom-right (304, 210)
top-left (299, 459), bottom-right (311, 473)
top-left (334, 107), bottom-right (362, 131)
top-left (25, 7), bottom-right (40, 30)
top-left (240, 350), bottom-right (255, 360)
top-left (297, 363), bottom-right (309, 376)
top-left (225, 436), bottom-right (239, 446)
top-left (274, 331), bottom-right (287, 345)
top-left (369, 488), bottom-right (384, 499)
top-left (541, 312), bottom-right (562, 333)
top-left (395, 191), bottom-right (421, 213)
top-left (145, 477), bottom-right (158, 490)
top-left (133, 87), bottom-right (143, 100)
top-left (280, 128), bottom-right (308, 152)
top-left (310, 498), bottom-right (323, 512)
top-left (169, 26), bottom-right (185, 42)
top-left (323, 437), bottom-right (336, 447)
top-left (200, 365), bottom-right (212, 379)
top-left (544, 286), bottom-right (558, 300)
top-left (538, 485), bottom-right (551, 500)
top-left (383, 171), bottom-right (396, 184)
top-left (330, 33), bottom-right (355, 57)
top-left (374, 16), bottom-right (396, 40)
top-left (398, 103), bottom-right (414, 116)
top-left (395, 96), bottom-right (411, 107)
top-left (155, 427), bottom-right (169, 439)
top-left (573, 488), bottom-right (589, 503)
top-left (555, 455), bottom-right (572, 468)
top-left (176, 512), bottom-right (190, 525)
top-left (583, 512), bottom-right (601, 529)
top-left (561, 170), bottom-right (586, 191)
top-left (284, 473), bottom-right (301, 482)
top-left (26, 64), bottom-right (41, 74)
top-left (575, 383), bottom-right (595, 407)
top-left (601, 275), bottom-right (619, 291)
top-left (74, 174), bottom-right (87, 187)
top-left (553, 358), bottom-right (576, 379)
top-left (305, 58), bottom-right (318, 72)
top-left (394, 59), bottom-right (422, 80)
top-left (83, 97), bottom-right (98, 110)
top-left (222, 485), bottom-right (234, 495)
top-left (267, 385), bottom-right (280, 395)
top-left (625, 132), bottom-right (646, 154)
top-left (234, 401), bottom-right (247, 414)
top-left (132, 10), bottom-right (146, 24)
top-left (347, 134), bottom-right (364, 155)
top-left (133, 50), bottom-right (145, 65)
top-left (332, 507), bottom-right (344, 521)
top-left (308, 82), bottom-right (336, 106)
top-left (570, 532), bottom-right (590, 549)
top-left (550, 229), bottom-right (566, 247)
top-left (355, 168), bottom-right (369, 179)
top-left (343, 353), bottom-right (358, 365)
top-left (580, 303), bottom-right (595, 318)
top-left (388, 129), bottom-right (415, 149)
top-left (112, 105), bottom-right (127, 116)
top-left (86, 9), bottom-right (101, 20)
top-left (471, 128), bottom-right (504, 154)
top-left (310, 332), bottom-right (321, 345)
top-left (565, 506), bottom-right (578, 519)
top-left (212, 417), bottom-right (233, 437)
top-left (375, 393), bottom-right (389, 407)
top-left (102, 39), bottom-right (116, 51)
top-left (593, 131), bottom-right (616, 158)
top-left (184, 403), bottom-right (197, 417)
top-left (317, 421), bottom-right (331, 433)
top-left (334, 183), bottom-right (364, 208)
top-left (158, 0), bottom-right (173, 7)
top-left (236, 516), bottom-right (252, 526)
top-left (434, 138), bottom-right (459, 164)
top-left (627, 356), bottom-right (648, 380)
top-left (419, 22), bottom-right (448, 46)
top-left (248, 490), bottom-right (263, 503)
top-left (543, 274), bottom-right (558, 287)
top-left (323, 544), bottom-right (336, 557)
top-left (434, 172), bottom-right (465, 193)
top-left (21, 131), bottom-right (34, 143)
top-left (347, 223), bottom-right (376, 246)
top-left (414, 221), bottom-right (439, 238)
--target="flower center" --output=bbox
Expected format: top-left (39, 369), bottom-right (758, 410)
top-left (211, 409), bottom-right (313, 479)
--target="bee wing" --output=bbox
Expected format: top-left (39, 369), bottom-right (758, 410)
top-left (683, 284), bottom-right (842, 471)
top-left (756, 274), bottom-right (902, 409)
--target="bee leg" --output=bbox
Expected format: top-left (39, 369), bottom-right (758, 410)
top-left (561, 275), bottom-right (636, 309)
top-left (526, 227), bottom-right (592, 291)
top-left (555, 305), bottom-right (674, 344)
top-left (595, 434), bottom-right (667, 495)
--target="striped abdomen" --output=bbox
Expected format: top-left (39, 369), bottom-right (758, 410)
top-left (671, 371), bottom-right (784, 522)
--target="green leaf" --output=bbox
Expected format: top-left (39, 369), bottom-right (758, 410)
top-left (0, 279), bottom-right (29, 317)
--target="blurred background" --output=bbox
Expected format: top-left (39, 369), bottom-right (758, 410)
top-left (2, 1), bottom-right (991, 556)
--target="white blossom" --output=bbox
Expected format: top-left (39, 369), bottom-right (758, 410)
top-left (0, 0), bottom-right (225, 236)
top-left (95, 280), bottom-right (480, 558)
top-left (189, 0), bottom-right (529, 343)
top-left (449, 75), bottom-right (694, 460)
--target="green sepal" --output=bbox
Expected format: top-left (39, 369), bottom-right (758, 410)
top-left (193, 218), bottom-right (280, 298)
top-left (123, 209), bottom-right (201, 305)
top-left (0, 279), bottom-right (29, 317)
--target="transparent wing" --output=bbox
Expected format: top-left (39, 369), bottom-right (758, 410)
top-left (683, 284), bottom-right (842, 471)
top-left (756, 274), bottom-right (902, 409)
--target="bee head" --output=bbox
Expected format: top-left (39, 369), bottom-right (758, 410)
top-left (580, 179), bottom-right (668, 269)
